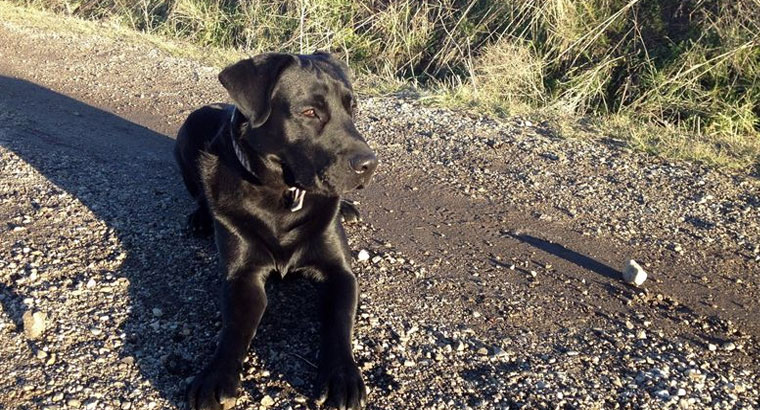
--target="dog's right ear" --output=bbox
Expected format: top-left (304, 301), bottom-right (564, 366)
top-left (218, 53), bottom-right (295, 128)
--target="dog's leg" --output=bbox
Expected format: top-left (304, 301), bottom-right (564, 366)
top-left (187, 199), bottom-right (213, 237)
top-left (316, 269), bottom-right (367, 410)
top-left (188, 272), bottom-right (267, 410)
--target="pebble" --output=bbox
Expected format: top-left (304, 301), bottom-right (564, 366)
top-left (655, 389), bottom-right (670, 399)
top-left (260, 395), bottom-right (274, 407)
top-left (152, 308), bottom-right (163, 317)
top-left (22, 310), bottom-right (47, 340)
top-left (357, 249), bottom-right (370, 262)
top-left (622, 259), bottom-right (647, 286)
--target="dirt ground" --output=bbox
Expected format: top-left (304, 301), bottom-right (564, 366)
top-left (1, 4), bottom-right (759, 410)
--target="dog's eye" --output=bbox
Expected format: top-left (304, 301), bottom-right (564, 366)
top-left (302, 108), bottom-right (318, 118)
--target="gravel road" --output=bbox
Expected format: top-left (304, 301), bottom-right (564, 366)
top-left (1, 5), bottom-right (759, 410)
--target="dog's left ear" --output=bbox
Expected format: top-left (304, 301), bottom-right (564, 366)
top-left (218, 53), bottom-right (295, 127)
top-left (312, 51), bottom-right (351, 82)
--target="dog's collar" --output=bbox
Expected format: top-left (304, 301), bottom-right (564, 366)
top-left (230, 108), bottom-right (306, 213)
top-left (230, 108), bottom-right (256, 177)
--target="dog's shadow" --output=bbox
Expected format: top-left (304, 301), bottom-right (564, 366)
top-left (0, 76), bottom-right (321, 408)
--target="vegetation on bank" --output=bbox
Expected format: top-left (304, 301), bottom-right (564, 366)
top-left (9, 0), bottom-right (760, 171)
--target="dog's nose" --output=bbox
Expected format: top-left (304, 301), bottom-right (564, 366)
top-left (349, 152), bottom-right (378, 175)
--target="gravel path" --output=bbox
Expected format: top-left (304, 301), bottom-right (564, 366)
top-left (1, 4), bottom-right (759, 410)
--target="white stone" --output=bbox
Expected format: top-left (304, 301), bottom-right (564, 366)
top-left (357, 249), bottom-right (370, 262)
top-left (259, 395), bottom-right (274, 407)
top-left (22, 310), bottom-right (46, 340)
top-left (622, 259), bottom-right (647, 286)
top-left (654, 389), bottom-right (670, 399)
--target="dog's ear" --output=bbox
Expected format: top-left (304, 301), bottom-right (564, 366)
top-left (218, 53), bottom-right (295, 127)
top-left (311, 51), bottom-right (352, 87)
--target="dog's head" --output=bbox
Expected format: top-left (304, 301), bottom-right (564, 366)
top-left (219, 52), bottom-right (377, 196)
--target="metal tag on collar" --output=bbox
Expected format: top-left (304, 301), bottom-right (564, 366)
top-left (288, 187), bottom-right (305, 212)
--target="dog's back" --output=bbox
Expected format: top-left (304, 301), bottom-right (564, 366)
top-left (175, 103), bottom-right (230, 200)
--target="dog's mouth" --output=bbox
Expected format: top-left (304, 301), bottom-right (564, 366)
top-left (280, 159), bottom-right (333, 194)
top-left (279, 156), bottom-right (372, 199)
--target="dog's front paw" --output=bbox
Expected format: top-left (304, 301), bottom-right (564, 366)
top-left (187, 365), bottom-right (240, 410)
top-left (187, 208), bottom-right (213, 238)
top-left (317, 361), bottom-right (367, 410)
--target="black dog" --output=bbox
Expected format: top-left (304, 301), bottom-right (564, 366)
top-left (175, 52), bottom-right (377, 410)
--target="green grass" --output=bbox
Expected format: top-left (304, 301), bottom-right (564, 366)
top-left (7, 0), bottom-right (760, 172)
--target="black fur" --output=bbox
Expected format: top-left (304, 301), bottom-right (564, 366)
top-left (175, 52), bottom-right (377, 410)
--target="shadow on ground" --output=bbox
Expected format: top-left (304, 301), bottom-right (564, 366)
top-left (0, 76), bottom-right (322, 408)
top-left (510, 233), bottom-right (621, 280)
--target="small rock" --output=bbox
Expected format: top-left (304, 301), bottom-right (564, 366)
top-left (357, 249), bottom-right (370, 262)
top-left (722, 342), bottom-right (736, 351)
top-left (22, 310), bottom-right (47, 340)
top-left (476, 347), bottom-right (489, 356)
top-left (371, 255), bottom-right (383, 264)
top-left (622, 259), bottom-right (647, 286)
top-left (52, 392), bottom-right (64, 402)
top-left (152, 308), bottom-right (163, 318)
top-left (654, 389), bottom-right (670, 399)
top-left (708, 343), bottom-right (717, 352)
top-left (67, 399), bottom-right (82, 408)
top-left (260, 395), bottom-right (274, 407)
